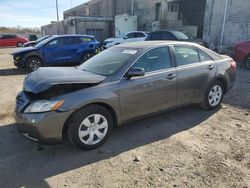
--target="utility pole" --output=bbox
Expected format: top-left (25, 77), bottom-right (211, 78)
top-left (220, 0), bottom-right (229, 46)
top-left (131, 0), bottom-right (135, 16)
top-left (56, 0), bottom-right (59, 34)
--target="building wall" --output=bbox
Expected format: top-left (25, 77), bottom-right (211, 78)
top-left (203, 0), bottom-right (250, 47)
top-left (41, 18), bottom-right (114, 42)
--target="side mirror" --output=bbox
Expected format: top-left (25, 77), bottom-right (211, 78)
top-left (123, 36), bottom-right (128, 39)
top-left (126, 67), bottom-right (145, 79)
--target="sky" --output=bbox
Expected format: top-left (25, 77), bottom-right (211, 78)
top-left (0, 0), bottom-right (89, 28)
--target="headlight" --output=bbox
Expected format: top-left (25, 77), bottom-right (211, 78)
top-left (24, 100), bottom-right (65, 113)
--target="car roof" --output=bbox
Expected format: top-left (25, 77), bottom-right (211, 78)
top-left (118, 41), bottom-right (200, 49)
top-left (52, 34), bottom-right (95, 38)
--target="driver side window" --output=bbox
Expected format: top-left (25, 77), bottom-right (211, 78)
top-left (132, 47), bottom-right (171, 73)
top-left (47, 38), bottom-right (63, 47)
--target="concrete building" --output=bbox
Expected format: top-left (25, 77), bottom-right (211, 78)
top-left (41, 0), bottom-right (206, 41)
top-left (203, 0), bottom-right (250, 48)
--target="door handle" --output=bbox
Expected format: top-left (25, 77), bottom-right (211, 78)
top-left (207, 65), bottom-right (215, 70)
top-left (166, 74), bottom-right (176, 80)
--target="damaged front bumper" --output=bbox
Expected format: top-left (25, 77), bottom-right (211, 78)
top-left (13, 56), bottom-right (25, 68)
top-left (15, 91), bottom-right (73, 144)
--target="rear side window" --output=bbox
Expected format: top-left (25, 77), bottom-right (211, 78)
top-left (64, 37), bottom-right (82, 45)
top-left (46, 38), bottom-right (64, 47)
top-left (198, 50), bottom-right (212, 62)
top-left (81, 37), bottom-right (94, 43)
top-left (174, 46), bottom-right (200, 66)
top-left (132, 47), bottom-right (171, 73)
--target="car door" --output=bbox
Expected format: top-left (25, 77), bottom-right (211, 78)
top-left (133, 32), bottom-right (147, 42)
top-left (119, 46), bottom-right (177, 122)
top-left (63, 36), bottom-right (83, 64)
top-left (0, 35), bottom-right (14, 46)
top-left (43, 38), bottom-right (66, 65)
top-left (173, 45), bottom-right (216, 105)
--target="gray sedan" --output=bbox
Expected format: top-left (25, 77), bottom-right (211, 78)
top-left (15, 41), bottom-right (236, 149)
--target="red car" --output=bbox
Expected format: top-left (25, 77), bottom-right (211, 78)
top-left (233, 40), bottom-right (250, 69)
top-left (0, 34), bottom-right (28, 47)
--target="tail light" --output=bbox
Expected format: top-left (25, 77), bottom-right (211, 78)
top-left (230, 59), bottom-right (237, 69)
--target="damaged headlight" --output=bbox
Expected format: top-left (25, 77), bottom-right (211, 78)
top-left (24, 100), bottom-right (65, 113)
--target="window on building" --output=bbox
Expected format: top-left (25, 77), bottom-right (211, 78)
top-left (168, 3), bottom-right (179, 12)
top-left (155, 3), bottom-right (161, 21)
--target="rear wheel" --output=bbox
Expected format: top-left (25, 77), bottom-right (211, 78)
top-left (16, 42), bottom-right (23, 47)
top-left (244, 55), bottom-right (250, 69)
top-left (80, 52), bottom-right (94, 64)
top-left (201, 81), bottom-right (224, 110)
top-left (67, 105), bottom-right (113, 150)
top-left (26, 56), bottom-right (43, 71)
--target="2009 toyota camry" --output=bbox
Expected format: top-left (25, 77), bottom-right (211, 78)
top-left (15, 41), bottom-right (236, 149)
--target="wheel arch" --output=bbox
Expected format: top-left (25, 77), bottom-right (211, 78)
top-left (213, 76), bottom-right (228, 93)
top-left (62, 102), bottom-right (118, 141)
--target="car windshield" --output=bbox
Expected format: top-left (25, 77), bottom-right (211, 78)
top-left (79, 47), bottom-right (140, 76)
top-left (36, 36), bottom-right (49, 43)
top-left (117, 33), bottom-right (126, 38)
top-left (35, 37), bottom-right (56, 48)
top-left (171, 31), bottom-right (191, 40)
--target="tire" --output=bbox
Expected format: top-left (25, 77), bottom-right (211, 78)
top-left (200, 81), bottom-right (224, 110)
top-left (26, 56), bottom-right (43, 71)
top-left (80, 52), bottom-right (94, 64)
top-left (16, 42), bottom-right (23, 47)
top-left (244, 55), bottom-right (250, 70)
top-left (67, 105), bottom-right (113, 150)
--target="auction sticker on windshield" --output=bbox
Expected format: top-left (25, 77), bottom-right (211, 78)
top-left (122, 50), bottom-right (137, 55)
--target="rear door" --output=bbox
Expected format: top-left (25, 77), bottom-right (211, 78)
top-left (173, 45), bottom-right (216, 105)
top-left (43, 38), bottom-right (65, 65)
top-left (119, 46), bottom-right (177, 122)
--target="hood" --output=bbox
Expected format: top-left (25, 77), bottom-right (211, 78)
top-left (104, 38), bottom-right (116, 42)
top-left (23, 67), bottom-right (106, 94)
top-left (11, 46), bottom-right (38, 55)
top-left (24, 41), bottom-right (36, 46)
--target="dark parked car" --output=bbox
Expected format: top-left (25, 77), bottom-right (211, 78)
top-left (233, 40), bottom-right (250, 69)
top-left (0, 34), bottom-right (28, 47)
top-left (23, 35), bottom-right (51, 47)
top-left (11, 35), bottom-right (101, 71)
top-left (15, 41), bottom-right (236, 149)
top-left (146, 30), bottom-right (208, 47)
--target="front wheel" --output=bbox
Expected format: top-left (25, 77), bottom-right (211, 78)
top-left (201, 81), bottom-right (224, 110)
top-left (16, 42), bottom-right (23, 47)
top-left (67, 105), bottom-right (113, 150)
top-left (244, 55), bottom-right (250, 70)
top-left (26, 56), bottom-right (43, 71)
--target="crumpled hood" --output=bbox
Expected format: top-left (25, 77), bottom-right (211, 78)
top-left (11, 46), bottom-right (38, 55)
top-left (23, 67), bottom-right (106, 94)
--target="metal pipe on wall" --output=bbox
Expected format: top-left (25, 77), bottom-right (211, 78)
top-left (220, 0), bottom-right (229, 45)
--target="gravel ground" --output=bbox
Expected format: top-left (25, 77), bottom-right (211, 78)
top-left (0, 48), bottom-right (249, 188)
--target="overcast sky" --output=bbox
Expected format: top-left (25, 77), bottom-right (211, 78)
top-left (0, 0), bottom-right (89, 28)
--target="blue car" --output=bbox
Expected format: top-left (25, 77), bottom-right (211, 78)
top-left (11, 35), bottom-right (101, 71)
